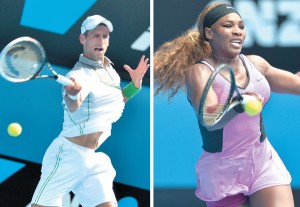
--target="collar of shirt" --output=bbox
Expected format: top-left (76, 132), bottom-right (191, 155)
top-left (79, 54), bottom-right (114, 69)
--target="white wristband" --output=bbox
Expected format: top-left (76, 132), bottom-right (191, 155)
top-left (67, 93), bottom-right (80, 100)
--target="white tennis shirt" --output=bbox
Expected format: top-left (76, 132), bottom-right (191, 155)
top-left (59, 55), bottom-right (125, 147)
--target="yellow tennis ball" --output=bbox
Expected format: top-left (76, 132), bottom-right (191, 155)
top-left (242, 95), bottom-right (263, 116)
top-left (7, 123), bottom-right (22, 137)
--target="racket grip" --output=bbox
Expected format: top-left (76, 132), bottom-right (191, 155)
top-left (56, 75), bottom-right (74, 86)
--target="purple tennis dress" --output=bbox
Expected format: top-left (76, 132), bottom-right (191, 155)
top-left (195, 54), bottom-right (291, 202)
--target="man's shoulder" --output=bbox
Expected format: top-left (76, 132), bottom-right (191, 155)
top-left (66, 62), bottom-right (89, 77)
top-left (71, 61), bottom-right (90, 72)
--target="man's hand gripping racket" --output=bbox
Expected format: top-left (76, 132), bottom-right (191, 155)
top-left (0, 36), bottom-right (74, 86)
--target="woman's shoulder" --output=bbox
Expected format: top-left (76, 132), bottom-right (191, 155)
top-left (244, 54), bottom-right (271, 74)
top-left (245, 54), bottom-right (269, 65)
top-left (185, 61), bottom-right (213, 82)
top-left (188, 61), bottom-right (211, 72)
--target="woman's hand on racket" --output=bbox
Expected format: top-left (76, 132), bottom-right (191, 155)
top-left (243, 92), bottom-right (264, 103)
top-left (123, 55), bottom-right (150, 88)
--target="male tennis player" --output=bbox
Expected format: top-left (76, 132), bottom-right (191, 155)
top-left (31, 15), bottom-right (149, 207)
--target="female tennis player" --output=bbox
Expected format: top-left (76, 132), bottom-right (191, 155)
top-left (31, 15), bottom-right (149, 207)
top-left (154, 2), bottom-right (300, 207)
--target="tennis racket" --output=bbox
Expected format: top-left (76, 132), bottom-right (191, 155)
top-left (198, 64), bottom-right (244, 128)
top-left (0, 36), bottom-right (73, 86)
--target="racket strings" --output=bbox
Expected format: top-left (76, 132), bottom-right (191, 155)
top-left (1, 42), bottom-right (43, 80)
top-left (202, 98), bottom-right (231, 125)
top-left (202, 71), bottom-right (233, 126)
top-left (202, 103), bottom-right (230, 125)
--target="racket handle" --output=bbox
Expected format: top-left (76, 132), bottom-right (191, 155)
top-left (56, 75), bottom-right (74, 86)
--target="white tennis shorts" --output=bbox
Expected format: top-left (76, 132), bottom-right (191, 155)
top-left (31, 136), bottom-right (117, 207)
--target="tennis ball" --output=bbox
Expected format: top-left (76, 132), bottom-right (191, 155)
top-left (242, 95), bottom-right (263, 116)
top-left (7, 122), bottom-right (22, 137)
